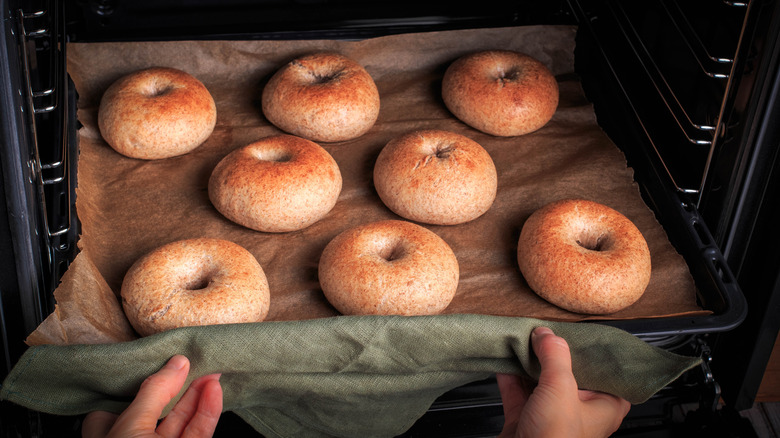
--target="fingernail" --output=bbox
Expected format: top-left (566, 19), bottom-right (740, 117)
top-left (166, 355), bottom-right (188, 370)
top-left (531, 326), bottom-right (554, 341)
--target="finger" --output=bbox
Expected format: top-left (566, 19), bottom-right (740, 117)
top-left (81, 411), bottom-right (119, 438)
top-left (580, 390), bottom-right (632, 434)
top-left (531, 327), bottom-right (577, 390)
top-left (181, 377), bottom-right (223, 438)
top-left (496, 373), bottom-right (531, 417)
top-left (496, 373), bottom-right (532, 438)
top-left (579, 389), bottom-right (632, 415)
top-left (581, 390), bottom-right (632, 416)
top-left (156, 373), bottom-right (222, 437)
top-left (110, 355), bottom-right (190, 432)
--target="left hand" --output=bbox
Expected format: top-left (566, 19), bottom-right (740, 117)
top-left (81, 355), bottom-right (223, 438)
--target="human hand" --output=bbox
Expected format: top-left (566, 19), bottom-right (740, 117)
top-left (497, 327), bottom-right (631, 438)
top-left (82, 355), bottom-right (223, 438)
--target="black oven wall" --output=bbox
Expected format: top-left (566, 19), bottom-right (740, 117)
top-left (65, 0), bottom-right (572, 42)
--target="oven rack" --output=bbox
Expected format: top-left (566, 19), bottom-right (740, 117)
top-left (608, 0), bottom-right (721, 148)
top-left (570, 0), bottom-right (751, 200)
top-left (7, 0), bottom-right (751, 340)
top-left (15, 0), bottom-right (77, 316)
top-left (571, 0), bottom-right (748, 337)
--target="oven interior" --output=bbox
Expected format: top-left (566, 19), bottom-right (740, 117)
top-left (3, 0), bottom-right (779, 436)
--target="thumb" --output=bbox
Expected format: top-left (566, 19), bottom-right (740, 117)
top-left (531, 327), bottom-right (578, 393)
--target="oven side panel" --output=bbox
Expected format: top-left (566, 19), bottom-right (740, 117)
top-left (708, 1), bottom-right (780, 407)
top-left (0, 0), bottom-right (49, 378)
top-left (1, 3), bottom-right (51, 437)
top-left (571, 0), bottom-right (780, 412)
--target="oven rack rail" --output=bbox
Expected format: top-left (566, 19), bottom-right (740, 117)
top-left (571, 0), bottom-right (749, 336)
top-left (15, 0), bottom-right (77, 313)
top-left (571, 0), bottom-right (751, 200)
top-left (607, 0), bottom-right (723, 147)
top-left (18, 1), bottom-right (70, 238)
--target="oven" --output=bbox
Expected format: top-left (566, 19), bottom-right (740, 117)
top-left (1, 0), bottom-right (778, 436)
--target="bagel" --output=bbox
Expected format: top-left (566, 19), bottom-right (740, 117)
top-left (208, 135), bottom-right (342, 233)
top-left (262, 52), bottom-right (380, 142)
top-left (318, 220), bottom-right (459, 315)
top-left (517, 199), bottom-right (651, 314)
top-left (98, 67), bottom-right (216, 159)
top-left (442, 50), bottom-right (558, 136)
top-left (121, 238), bottom-right (270, 336)
top-left (373, 129), bottom-right (497, 225)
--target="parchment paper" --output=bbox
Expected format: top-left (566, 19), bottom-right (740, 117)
top-left (30, 25), bottom-right (707, 344)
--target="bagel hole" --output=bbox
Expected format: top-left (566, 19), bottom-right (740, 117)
top-left (498, 68), bottom-right (522, 84)
top-left (254, 149), bottom-right (293, 163)
top-left (422, 140), bottom-right (456, 160)
top-left (291, 60), bottom-right (344, 84)
top-left (184, 273), bottom-right (212, 291)
top-left (311, 69), bottom-right (345, 84)
top-left (576, 233), bottom-right (611, 252)
top-left (379, 241), bottom-right (407, 263)
top-left (434, 143), bottom-right (456, 159)
top-left (145, 83), bottom-right (175, 98)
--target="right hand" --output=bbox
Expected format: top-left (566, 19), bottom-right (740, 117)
top-left (497, 327), bottom-right (631, 437)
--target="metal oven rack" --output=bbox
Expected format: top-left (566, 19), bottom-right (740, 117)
top-left (567, 0), bottom-right (753, 338)
top-left (3, 0), bottom-right (751, 362)
top-left (1, 0), bottom-right (78, 371)
top-left (570, 0), bottom-right (752, 199)
top-left (18, 0), bottom-right (77, 275)
top-left (567, 1), bottom-right (779, 277)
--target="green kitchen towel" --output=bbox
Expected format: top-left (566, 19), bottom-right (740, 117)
top-left (1, 314), bottom-right (700, 438)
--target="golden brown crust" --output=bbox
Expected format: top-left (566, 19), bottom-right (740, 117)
top-left (442, 50), bottom-right (558, 137)
top-left (262, 52), bottom-right (380, 142)
top-left (208, 134), bottom-right (342, 233)
top-left (373, 130), bottom-right (497, 225)
top-left (318, 220), bottom-right (459, 315)
top-left (517, 199), bottom-right (652, 314)
top-left (120, 238), bottom-right (270, 336)
top-left (98, 67), bottom-right (217, 160)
